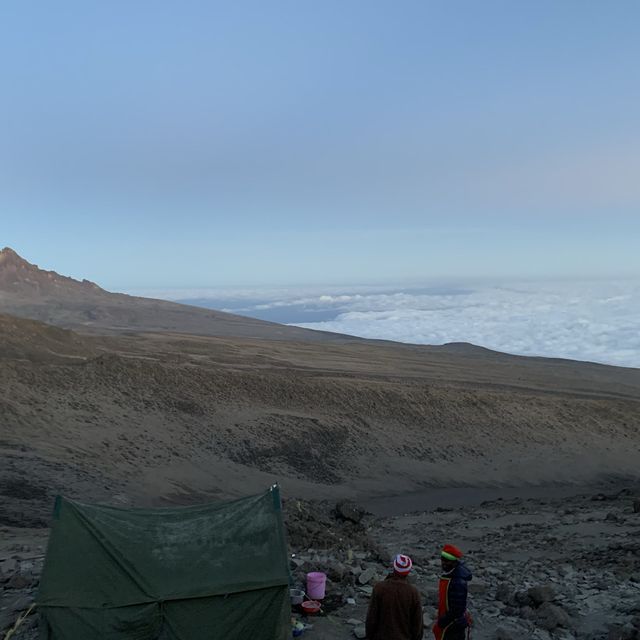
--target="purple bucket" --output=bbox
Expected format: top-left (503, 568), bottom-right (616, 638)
top-left (306, 572), bottom-right (327, 600)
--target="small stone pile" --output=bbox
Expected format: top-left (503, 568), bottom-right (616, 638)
top-left (285, 499), bottom-right (390, 605)
top-left (494, 583), bottom-right (573, 636)
top-left (283, 498), bottom-right (389, 562)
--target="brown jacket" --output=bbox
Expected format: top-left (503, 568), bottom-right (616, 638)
top-left (365, 573), bottom-right (424, 640)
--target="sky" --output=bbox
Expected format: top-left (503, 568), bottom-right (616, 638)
top-left (1, 1), bottom-right (639, 288)
top-left (1, 2), bottom-right (639, 366)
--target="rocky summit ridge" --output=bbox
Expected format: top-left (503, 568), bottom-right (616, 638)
top-left (0, 247), bottom-right (103, 297)
top-left (0, 248), bottom-right (354, 340)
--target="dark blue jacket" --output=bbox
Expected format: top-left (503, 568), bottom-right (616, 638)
top-left (438, 562), bottom-right (472, 629)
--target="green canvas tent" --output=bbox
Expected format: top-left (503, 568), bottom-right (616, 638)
top-left (37, 487), bottom-right (291, 640)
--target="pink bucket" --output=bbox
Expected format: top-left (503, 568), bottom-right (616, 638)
top-left (306, 572), bottom-right (327, 600)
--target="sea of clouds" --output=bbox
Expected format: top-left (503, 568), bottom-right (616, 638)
top-left (134, 280), bottom-right (640, 368)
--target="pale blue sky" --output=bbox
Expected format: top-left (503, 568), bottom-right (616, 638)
top-left (1, 1), bottom-right (639, 287)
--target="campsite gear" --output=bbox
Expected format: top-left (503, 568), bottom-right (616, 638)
top-left (393, 553), bottom-right (413, 575)
top-left (433, 562), bottom-right (472, 640)
top-left (441, 544), bottom-right (464, 562)
top-left (292, 620), bottom-right (313, 636)
top-left (306, 572), bottom-right (327, 599)
top-left (37, 487), bottom-right (290, 640)
top-left (301, 600), bottom-right (321, 615)
top-left (365, 573), bottom-right (423, 640)
top-left (292, 620), bottom-right (306, 636)
top-left (290, 589), bottom-right (305, 605)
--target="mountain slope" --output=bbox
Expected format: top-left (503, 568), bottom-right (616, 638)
top-left (2, 249), bottom-right (638, 529)
top-left (0, 247), bottom-right (356, 342)
top-left (1, 313), bottom-right (639, 527)
top-left (0, 313), bottom-right (97, 362)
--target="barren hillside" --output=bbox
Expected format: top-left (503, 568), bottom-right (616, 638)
top-left (1, 313), bottom-right (638, 529)
top-left (0, 247), bottom-right (356, 342)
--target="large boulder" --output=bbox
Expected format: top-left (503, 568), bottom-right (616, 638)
top-left (335, 501), bottom-right (365, 524)
top-left (527, 585), bottom-right (555, 606)
top-left (536, 602), bottom-right (571, 630)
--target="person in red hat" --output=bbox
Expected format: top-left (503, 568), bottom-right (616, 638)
top-left (365, 554), bottom-right (423, 640)
top-left (432, 544), bottom-right (472, 640)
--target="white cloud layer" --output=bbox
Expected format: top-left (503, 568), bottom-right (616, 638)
top-left (131, 280), bottom-right (640, 368)
top-left (290, 281), bottom-right (640, 369)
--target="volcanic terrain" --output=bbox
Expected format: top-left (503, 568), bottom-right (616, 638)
top-left (1, 248), bottom-right (640, 639)
top-left (1, 247), bottom-right (639, 526)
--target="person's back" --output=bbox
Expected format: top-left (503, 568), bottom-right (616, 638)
top-left (365, 555), bottom-right (423, 640)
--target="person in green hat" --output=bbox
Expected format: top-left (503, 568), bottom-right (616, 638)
top-left (432, 544), bottom-right (472, 640)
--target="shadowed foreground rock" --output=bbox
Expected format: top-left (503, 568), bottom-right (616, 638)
top-left (3, 488), bottom-right (639, 639)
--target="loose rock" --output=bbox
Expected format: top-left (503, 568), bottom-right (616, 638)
top-left (536, 602), bottom-right (571, 630)
top-left (527, 585), bottom-right (555, 606)
top-left (336, 501), bottom-right (365, 524)
top-left (7, 574), bottom-right (31, 590)
top-left (358, 567), bottom-right (376, 585)
top-left (495, 582), bottom-right (513, 603)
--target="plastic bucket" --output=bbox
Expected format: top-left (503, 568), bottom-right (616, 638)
top-left (290, 588), bottom-right (305, 605)
top-left (306, 572), bottom-right (326, 600)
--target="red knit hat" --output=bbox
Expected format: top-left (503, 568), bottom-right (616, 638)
top-left (393, 554), bottom-right (413, 575)
top-left (441, 544), bottom-right (463, 561)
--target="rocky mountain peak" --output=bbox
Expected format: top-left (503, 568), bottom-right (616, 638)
top-left (0, 247), bottom-right (104, 296)
top-left (0, 246), bottom-right (29, 265)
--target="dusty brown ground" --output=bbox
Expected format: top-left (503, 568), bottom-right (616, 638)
top-left (1, 313), bottom-right (639, 530)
